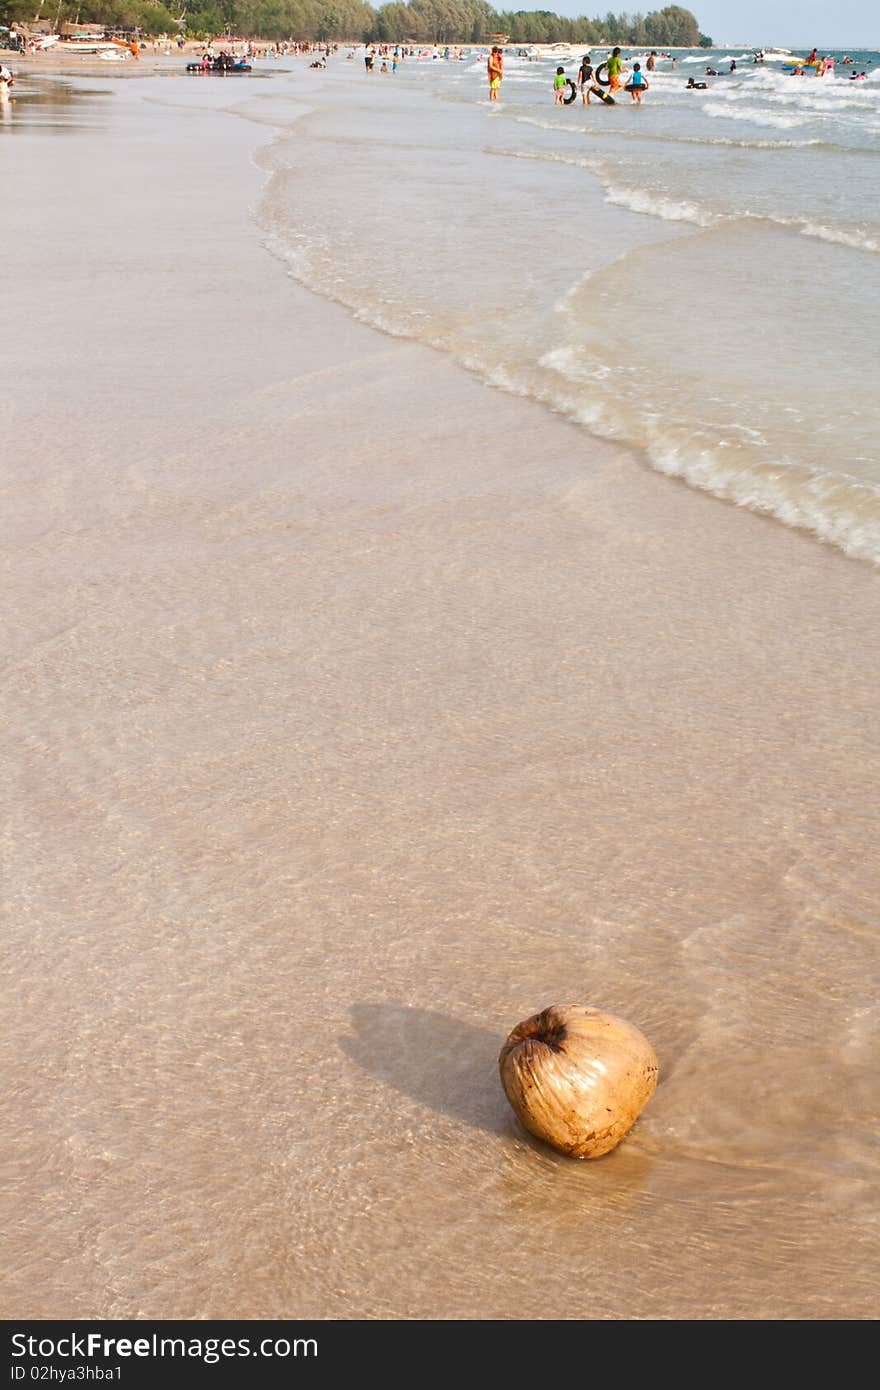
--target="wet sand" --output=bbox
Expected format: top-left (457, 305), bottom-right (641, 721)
top-left (2, 67), bottom-right (878, 1320)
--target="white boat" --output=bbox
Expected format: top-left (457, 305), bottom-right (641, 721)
top-left (533, 43), bottom-right (583, 64)
top-left (756, 48), bottom-right (795, 61)
top-left (55, 35), bottom-right (125, 55)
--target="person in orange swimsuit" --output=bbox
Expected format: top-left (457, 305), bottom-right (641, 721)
top-left (487, 46), bottom-right (503, 101)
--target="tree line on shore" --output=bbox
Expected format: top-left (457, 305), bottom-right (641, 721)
top-left (13, 2), bottom-right (711, 47)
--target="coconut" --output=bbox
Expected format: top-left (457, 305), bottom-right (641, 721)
top-left (499, 1004), bottom-right (658, 1158)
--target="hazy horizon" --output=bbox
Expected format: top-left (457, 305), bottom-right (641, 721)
top-left (543, 1), bottom-right (879, 49)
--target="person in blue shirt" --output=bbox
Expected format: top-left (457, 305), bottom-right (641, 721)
top-left (624, 62), bottom-right (648, 102)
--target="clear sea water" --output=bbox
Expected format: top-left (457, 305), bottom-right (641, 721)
top-left (259, 46), bottom-right (880, 563)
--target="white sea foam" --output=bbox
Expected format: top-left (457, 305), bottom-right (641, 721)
top-left (488, 145), bottom-right (600, 175)
top-left (795, 221), bottom-right (880, 253)
top-left (514, 115), bottom-right (578, 132)
top-left (605, 186), bottom-right (718, 226)
top-left (703, 102), bottom-right (813, 129)
top-left (539, 345), bottom-right (611, 381)
top-left (512, 348), bottom-right (880, 565)
top-left (551, 268), bottom-right (596, 314)
top-left (700, 135), bottom-right (826, 148)
top-left (648, 445), bottom-right (880, 563)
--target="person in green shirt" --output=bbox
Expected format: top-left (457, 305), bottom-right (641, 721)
top-left (553, 66), bottom-right (567, 103)
top-left (606, 46), bottom-right (623, 92)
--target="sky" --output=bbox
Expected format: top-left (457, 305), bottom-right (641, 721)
top-left (548, 2), bottom-right (879, 49)
top-left (689, 2), bottom-right (879, 48)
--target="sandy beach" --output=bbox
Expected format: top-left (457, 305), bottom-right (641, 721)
top-left (2, 59), bottom-right (878, 1320)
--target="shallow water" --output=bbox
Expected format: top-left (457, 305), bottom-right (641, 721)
top-left (258, 47), bottom-right (880, 561)
top-left (1, 61), bottom-right (879, 1321)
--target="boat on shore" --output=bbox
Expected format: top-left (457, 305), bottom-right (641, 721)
top-left (54, 36), bottom-right (128, 55)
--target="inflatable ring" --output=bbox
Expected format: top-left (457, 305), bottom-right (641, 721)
top-left (563, 78), bottom-right (577, 104)
top-left (595, 61), bottom-right (610, 86)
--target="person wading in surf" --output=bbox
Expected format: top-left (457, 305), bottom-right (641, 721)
top-left (487, 45), bottom-right (503, 101)
top-left (577, 53), bottom-right (594, 104)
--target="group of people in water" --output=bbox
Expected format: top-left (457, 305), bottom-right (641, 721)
top-left (495, 45), bottom-right (654, 107)
top-left (489, 45), bottom-right (802, 107)
top-left (484, 42), bottom-right (877, 108)
top-left (363, 44), bottom-right (461, 75)
top-left (190, 50), bottom-right (250, 72)
top-left (789, 49), bottom-right (832, 76)
top-left (568, 48), bottom-right (650, 104)
top-left (574, 49), bottom-right (650, 102)
top-left (363, 44), bottom-right (406, 74)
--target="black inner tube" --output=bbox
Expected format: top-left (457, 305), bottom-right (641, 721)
top-left (595, 61), bottom-right (610, 86)
top-left (563, 78), bottom-right (577, 104)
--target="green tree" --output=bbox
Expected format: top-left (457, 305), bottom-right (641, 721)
top-left (628, 12), bottom-right (648, 44)
top-left (27, 0), bottom-right (706, 47)
top-left (645, 5), bottom-right (699, 46)
top-left (375, 2), bottom-right (408, 39)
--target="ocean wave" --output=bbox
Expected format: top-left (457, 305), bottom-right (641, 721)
top-left (688, 135), bottom-right (877, 154)
top-left (529, 346), bottom-right (880, 564)
top-left (604, 186), bottom-right (717, 226)
top-left (512, 113), bottom-right (862, 156)
top-left (794, 221), bottom-right (880, 253)
top-left (702, 102), bottom-right (813, 129)
top-left (491, 148), bottom-right (718, 229)
top-left (486, 146), bottom-right (599, 174)
top-left (540, 345), bottom-right (611, 381)
top-left (265, 211), bottom-right (880, 566)
top-left (514, 115), bottom-right (579, 132)
top-left (702, 84), bottom-right (880, 124)
top-left (491, 144), bottom-right (879, 248)
top-left (551, 270), bottom-right (598, 314)
top-left (648, 445), bottom-right (880, 564)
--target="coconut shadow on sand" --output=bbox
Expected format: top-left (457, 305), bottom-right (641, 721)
top-left (341, 1003), bottom-right (509, 1135)
top-left (340, 1004), bottom-right (657, 1201)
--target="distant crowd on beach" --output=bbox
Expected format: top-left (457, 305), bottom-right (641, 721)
top-left (361, 43), bottom-right (474, 73)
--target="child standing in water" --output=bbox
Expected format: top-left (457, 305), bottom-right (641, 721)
top-left (553, 66), bottom-right (567, 103)
top-left (625, 62), bottom-right (648, 102)
top-left (577, 53), bottom-right (594, 103)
